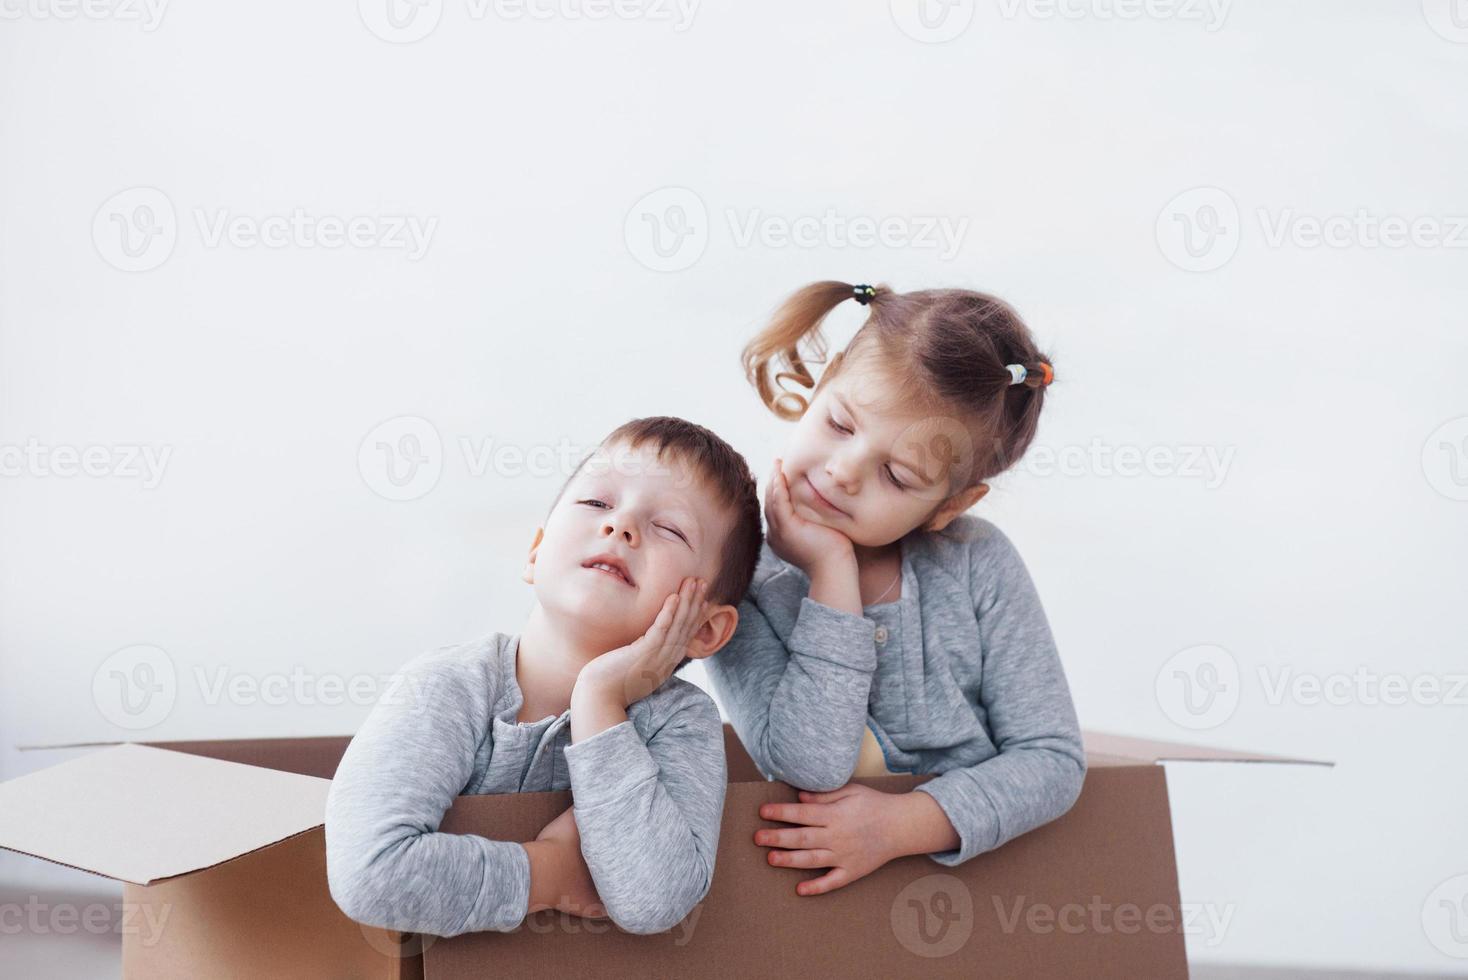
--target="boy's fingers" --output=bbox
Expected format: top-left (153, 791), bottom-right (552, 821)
top-left (797, 867), bottom-right (852, 897)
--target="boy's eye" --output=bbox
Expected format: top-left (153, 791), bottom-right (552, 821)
top-left (580, 500), bottom-right (689, 545)
top-left (884, 466), bottom-right (908, 491)
top-left (825, 415), bottom-right (853, 436)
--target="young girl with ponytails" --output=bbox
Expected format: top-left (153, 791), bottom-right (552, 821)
top-left (705, 280), bottom-right (1086, 897)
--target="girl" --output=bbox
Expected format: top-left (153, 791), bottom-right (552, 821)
top-left (705, 280), bottom-right (1086, 897)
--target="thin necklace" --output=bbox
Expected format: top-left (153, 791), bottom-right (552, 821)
top-left (868, 566), bottom-right (901, 606)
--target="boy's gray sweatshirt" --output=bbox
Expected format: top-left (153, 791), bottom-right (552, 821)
top-left (704, 514), bottom-right (1086, 866)
top-left (324, 633), bottom-right (726, 937)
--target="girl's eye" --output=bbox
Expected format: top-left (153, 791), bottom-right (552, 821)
top-left (656, 524), bottom-right (689, 544)
top-left (884, 466), bottom-right (908, 491)
top-left (826, 415), bottom-right (852, 435)
top-left (578, 499), bottom-right (609, 509)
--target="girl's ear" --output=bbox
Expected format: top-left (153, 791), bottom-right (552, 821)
top-left (687, 604), bottom-right (740, 659)
top-left (521, 527), bottom-right (545, 584)
top-left (924, 484), bottom-right (989, 533)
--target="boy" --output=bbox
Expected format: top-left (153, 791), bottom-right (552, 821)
top-left (326, 417), bottom-right (763, 936)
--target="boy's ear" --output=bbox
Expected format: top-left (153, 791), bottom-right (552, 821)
top-left (521, 527), bottom-right (545, 585)
top-left (924, 483), bottom-right (989, 533)
top-left (686, 604), bottom-right (739, 660)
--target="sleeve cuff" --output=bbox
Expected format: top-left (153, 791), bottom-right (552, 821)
top-left (913, 777), bottom-right (1000, 867)
top-left (787, 596), bottom-right (878, 672)
top-left (563, 719), bottom-right (658, 809)
top-left (462, 838), bottom-right (531, 934)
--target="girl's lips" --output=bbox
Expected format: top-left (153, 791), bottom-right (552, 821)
top-left (804, 476), bottom-right (846, 517)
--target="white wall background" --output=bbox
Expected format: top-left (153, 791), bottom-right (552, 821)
top-left (2, 1), bottom-right (1465, 974)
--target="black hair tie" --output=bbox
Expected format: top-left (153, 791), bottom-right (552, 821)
top-left (852, 284), bottom-right (877, 305)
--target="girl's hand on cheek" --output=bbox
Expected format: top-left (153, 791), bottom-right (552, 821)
top-left (765, 458), bottom-right (855, 576)
top-left (753, 783), bottom-right (904, 896)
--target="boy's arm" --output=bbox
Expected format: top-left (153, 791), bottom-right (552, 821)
top-left (324, 649), bottom-right (533, 936)
top-left (910, 522), bottom-right (1087, 866)
top-left (563, 690), bottom-right (726, 935)
top-left (704, 588), bottom-right (878, 791)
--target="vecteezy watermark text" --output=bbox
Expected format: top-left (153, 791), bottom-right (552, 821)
top-left (93, 187), bottom-right (438, 272)
top-left (0, 0), bottom-right (168, 30)
top-left (624, 187), bottom-right (971, 272)
top-left (1157, 187), bottom-right (1468, 272)
top-left (357, 0), bottom-right (700, 43)
top-left (0, 440), bottom-right (171, 489)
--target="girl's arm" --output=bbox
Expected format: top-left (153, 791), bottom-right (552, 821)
top-left (909, 519), bottom-right (1087, 865)
top-left (754, 520), bottom-right (1086, 894)
top-left (704, 571), bottom-right (878, 792)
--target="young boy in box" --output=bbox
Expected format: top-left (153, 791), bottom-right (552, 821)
top-left (326, 417), bottom-right (763, 936)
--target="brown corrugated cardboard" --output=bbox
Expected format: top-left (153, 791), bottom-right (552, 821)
top-left (0, 727), bottom-right (1328, 978)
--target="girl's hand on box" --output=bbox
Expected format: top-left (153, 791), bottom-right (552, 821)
top-left (754, 783), bottom-right (900, 895)
top-left (754, 784), bottom-right (960, 896)
top-left (764, 458), bottom-right (856, 579)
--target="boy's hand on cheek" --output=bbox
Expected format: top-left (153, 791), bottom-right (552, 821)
top-left (571, 576), bottom-right (709, 741)
top-left (754, 784), bottom-right (926, 896)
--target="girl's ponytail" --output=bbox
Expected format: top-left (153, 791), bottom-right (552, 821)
top-left (742, 281), bottom-right (888, 421)
top-left (742, 279), bottom-right (1057, 490)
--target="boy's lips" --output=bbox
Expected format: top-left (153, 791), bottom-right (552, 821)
top-left (582, 553), bottom-right (635, 586)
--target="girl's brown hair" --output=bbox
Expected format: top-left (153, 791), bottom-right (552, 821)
top-left (742, 280), bottom-right (1053, 492)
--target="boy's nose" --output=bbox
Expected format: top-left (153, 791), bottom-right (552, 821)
top-left (601, 521), bottom-right (637, 546)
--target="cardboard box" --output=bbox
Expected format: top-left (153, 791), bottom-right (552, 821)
top-left (0, 727), bottom-right (1324, 979)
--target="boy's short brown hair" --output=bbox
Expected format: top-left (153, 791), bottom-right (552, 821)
top-left (548, 416), bottom-right (764, 609)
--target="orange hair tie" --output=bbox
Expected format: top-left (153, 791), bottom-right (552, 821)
top-left (1039, 362), bottom-right (1054, 386)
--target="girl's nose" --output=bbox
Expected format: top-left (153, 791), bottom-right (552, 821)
top-left (826, 454), bottom-right (860, 494)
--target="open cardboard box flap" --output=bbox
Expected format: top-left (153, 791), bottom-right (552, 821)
top-left (0, 743), bottom-right (331, 885)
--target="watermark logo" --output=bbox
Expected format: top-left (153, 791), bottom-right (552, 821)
top-left (624, 187), bottom-right (708, 272)
top-left (1159, 187), bottom-right (1468, 271)
top-left (1020, 439), bottom-right (1235, 488)
top-left (1423, 873), bottom-right (1468, 958)
top-left (0, 0), bottom-right (169, 30)
top-left (358, 0), bottom-right (443, 42)
top-left (0, 897), bottom-right (171, 946)
top-left (890, 874), bottom-right (974, 958)
top-left (995, 0), bottom-right (1231, 31)
top-left (358, 416), bottom-right (444, 502)
top-left (1155, 644), bottom-right (1240, 730)
top-left (0, 440), bottom-right (172, 488)
top-left (890, 0), bottom-right (974, 43)
top-left (1156, 187), bottom-right (1240, 273)
top-left (1422, 0), bottom-right (1468, 43)
top-left (1423, 417), bottom-right (1468, 502)
top-left (93, 187), bottom-right (177, 273)
top-left (93, 644), bottom-right (178, 730)
top-left (726, 208), bottom-right (968, 261)
top-left (93, 188), bottom-right (438, 271)
top-left (624, 187), bottom-right (970, 270)
top-left (993, 896), bottom-right (1234, 946)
